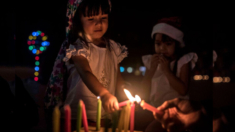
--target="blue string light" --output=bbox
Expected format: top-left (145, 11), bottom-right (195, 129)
top-left (35, 66), bottom-right (39, 71)
top-left (120, 66), bottom-right (125, 72)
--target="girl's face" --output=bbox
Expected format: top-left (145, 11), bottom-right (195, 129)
top-left (154, 33), bottom-right (176, 58)
top-left (81, 7), bottom-right (108, 41)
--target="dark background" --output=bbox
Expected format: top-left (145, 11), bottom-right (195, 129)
top-left (1, 0), bottom-right (235, 131)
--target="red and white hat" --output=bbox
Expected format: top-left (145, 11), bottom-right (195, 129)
top-left (151, 17), bottom-right (185, 48)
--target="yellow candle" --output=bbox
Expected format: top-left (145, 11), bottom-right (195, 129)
top-left (53, 106), bottom-right (60, 132)
top-left (124, 103), bottom-right (130, 132)
top-left (96, 96), bottom-right (101, 131)
top-left (117, 107), bottom-right (125, 132)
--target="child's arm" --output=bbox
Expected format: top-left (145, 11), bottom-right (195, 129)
top-left (160, 56), bottom-right (190, 96)
top-left (72, 55), bottom-right (119, 112)
top-left (116, 64), bottom-right (128, 102)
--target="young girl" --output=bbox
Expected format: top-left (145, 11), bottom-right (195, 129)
top-left (44, 0), bottom-right (128, 130)
top-left (141, 17), bottom-right (198, 132)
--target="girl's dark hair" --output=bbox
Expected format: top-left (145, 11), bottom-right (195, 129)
top-left (68, 0), bottom-right (111, 47)
top-left (153, 33), bottom-right (186, 75)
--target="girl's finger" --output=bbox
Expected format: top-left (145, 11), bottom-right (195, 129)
top-left (160, 56), bottom-right (166, 63)
top-left (109, 102), bottom-right (115, 113)
top-left (113, 100), bottom-right (119, 110)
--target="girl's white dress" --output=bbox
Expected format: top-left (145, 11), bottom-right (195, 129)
top-left (62, 38), bottom-right (127, 121)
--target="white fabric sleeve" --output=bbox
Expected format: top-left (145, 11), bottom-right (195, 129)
top-left (142, 55), bottom-right (152, 70)
top-left (63, 40), bottom-right (90, 62)
top-left (177, 52), bottom-right (198, 70)
top-left (110, 40), bottom-right (128, 63)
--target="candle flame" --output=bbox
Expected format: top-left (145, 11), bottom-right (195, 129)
top-left (135, 95), bottom-right (141, 103)
top-left (124, 89), bottom-right (135, 102)
top-left (97, 96), bottom-right (100, 99)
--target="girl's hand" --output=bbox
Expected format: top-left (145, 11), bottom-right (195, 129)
top-left (100, 92), bottom-right (119, 113)
top-left (159, 55), bottom-right (170, 73)
top-left (150, 54), bottom-right (160, 71)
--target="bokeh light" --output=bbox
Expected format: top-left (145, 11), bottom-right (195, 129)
top-left (134, 70), bottom-right (141, 76)
top-left (35, 61), bottom-right (40, 66)
top-left (120, 66), bottom-right (125, 72)
top-left (37, 30), bottom-right (42, 35)
top-left (34, 77), bottom-right (38, 81)
top-left (27, 41), bottom-right (31, 45)
top-left (127, 67), bottom-right (133, 73)
top-left (29, 46), bottom-right (34, 50)
top-left (139, 66), bottom-right (146, 72)
top-left (42, 36), bottom-right (47, 41)
top-left (41, 32), bottom-right (45, 36)
top-left (194, 75), bottom-right (203, 80)
top-left (35, 56), bottom-right (39, 60)
top-left (35, 66), bottom-right (39, 71)
top-left (223, 77), bottom-right (230, 83)
top-left (203, 75), bottom-right (209, 80)
top-left (32, 49), bottom-right (37, 54)
top-left (34, 72), bottom-right (39, 76)
top-left (29, 35), bottom-right (33, 40)
top-left (36, 50), bottom-right (40, 55)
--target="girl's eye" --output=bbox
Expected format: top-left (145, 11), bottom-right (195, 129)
top-left (88, 18), bottom-right (94, 21)
top-left (166, 43), bottom-right (172, 45)
top-left (155, 43), bottom-right (160, 45)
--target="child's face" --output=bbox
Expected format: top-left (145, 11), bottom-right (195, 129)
top-left (81, 7), bottom-right (108, 40)
top-left (154, 33), bottom-right (176, 57)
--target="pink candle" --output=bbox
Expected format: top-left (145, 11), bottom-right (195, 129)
top-left (140, 100), bottom-right (163, 115)
top-left (130, 102), bottom-right (135, 132)
top-left (81, 101), bottom-right (88, 132)
top-left (64, 105), bottom-right (71, 132)
top-left (118, 100), bottom-right (130, 107)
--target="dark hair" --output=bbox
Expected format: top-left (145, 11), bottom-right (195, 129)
top-left (153, 33), bottom-right (186, 75)
top-left (68, 0), bottom-right (111, 47)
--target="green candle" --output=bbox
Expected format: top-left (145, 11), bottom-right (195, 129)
top-left (77, 100), bottom-right (82, 132)
top-left (96, 96), bottom-right (101, 131)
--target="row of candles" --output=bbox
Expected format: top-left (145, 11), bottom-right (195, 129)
top-left (53, 89), bottom-right (163, 132)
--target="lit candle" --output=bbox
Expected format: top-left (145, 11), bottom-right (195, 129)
top-left (140, 100), bottom-right (163, 114)
top-left (119, 89), bottom-right (135, 108)
top-left (81, 101), bottom-right (88, 132)
top-left (64, 105), bottom-right (71, 132)
top-left (96, 96), bottom-right (101, 131)
top-left (53, 106), bottom-right (60, 132)
top-left (118, 100), bottom-right (130, 107)
top-left (130, 102), bottom-right (135, 132)
top-left (77, 100), bottom-right (82, 132)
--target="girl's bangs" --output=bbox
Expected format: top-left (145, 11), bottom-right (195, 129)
top-left (81, 0), bottom-right (110, 17)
